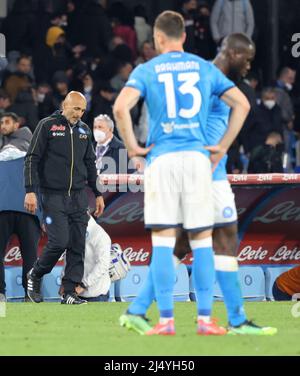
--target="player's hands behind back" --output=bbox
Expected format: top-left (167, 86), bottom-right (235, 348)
top-left (205, 144), bottom-right (227, 172)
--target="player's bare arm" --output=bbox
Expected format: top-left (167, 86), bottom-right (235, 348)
top-left (206, 87), bottom-right (250, 169)
top-left (113, 87), bottom-right (153, 158)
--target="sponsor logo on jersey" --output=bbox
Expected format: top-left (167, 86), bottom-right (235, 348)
top-left (50, 125), bottom-right (66, 131)
top-left (52, 132), bottom-right (65, 137)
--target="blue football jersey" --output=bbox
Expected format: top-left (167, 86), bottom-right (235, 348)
top-left (125, 51), bottom-right (234, 164)
top-left (207, 94), bottom-right (231, 181)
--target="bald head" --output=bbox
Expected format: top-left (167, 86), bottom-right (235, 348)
top-left (62, 91), bottom-right (87, 125)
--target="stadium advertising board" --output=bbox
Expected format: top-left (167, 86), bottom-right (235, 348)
top-left (5, 174), bottom-right (300, 267)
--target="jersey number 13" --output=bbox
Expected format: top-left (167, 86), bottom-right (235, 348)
top-left (158, 72), bottom-right (202, 119)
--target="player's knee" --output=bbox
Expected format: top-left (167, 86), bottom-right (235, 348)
top-left (213, 226), bottom-right (238, 256)
top-left (174, 230), bottom-right (191, 260)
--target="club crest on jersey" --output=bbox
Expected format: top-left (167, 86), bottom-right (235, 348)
top-left (223, 207), bottom-right (233, 218)
top-left (50, 124), bottom-right (66, 131)
top-left (78, 127), bottom-right (86, 134)
top-left (161, 122), bottom-right (174, 134)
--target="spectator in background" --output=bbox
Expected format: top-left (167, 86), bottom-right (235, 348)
top-left (52, 70), bottom-right (69, 110)
top-left (194, 1), bottom-right (216, 59)
top-left (1, 0), bottom-right (35, 54)
top-left (110, 2), bottom-right (137, 61)
top-left (238, 71), bottom-right (259, 154)
top-left (134, 5), bottom-right (152, 51)
top-left (210, 0), bottom-right (255, 45)
top-left (81, 73), bottom-right (94, 114)
top-left (74, 0), bottom-right (112, 58)
top-left (35, 83), bottom-right (56, 120)
top-left (93, 114), bottom-right (131, 174)
top-left (248, 87), bottom-right (283, 152)
top-left (90, 81), bottom-right (116, 125)
top-left (0, 112), bottom-right (32, 155)
top-left (45, 26), bottom-right (72, 79)
top-left (0, 112), bottom-right (40, 302)
top-left (275, 67), bottom-right (297, 170)
top-left (3, 55), bottom-right (38, 132)
top-left (0, 90), bottom-right (12, 116)
top-left (180, 0), bottom-right (198, 53)
top-left (3, 55), bottom-right (35, 102)
top-left (110, 61), bottom-right (133, 93)
top-left (135, 41), bottom-right (156, 66)
top-left (248, 132), bottom-right (284, 173)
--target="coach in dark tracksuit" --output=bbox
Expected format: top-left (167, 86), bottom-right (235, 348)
top-left (24, 91), bottom-right (105, 304)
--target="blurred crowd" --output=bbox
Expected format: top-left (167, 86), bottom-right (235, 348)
top-left (0, 0), bottom-right (299, 173)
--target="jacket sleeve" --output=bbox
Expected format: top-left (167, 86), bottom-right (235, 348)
top-left (210, 0), bottom-right (222, 42)
top-left (245, 1), bottom-right (255, 38)
top-left (24, 118), bottom-right (49, 193)
top-left (84, 132), bottom-right (102, 197)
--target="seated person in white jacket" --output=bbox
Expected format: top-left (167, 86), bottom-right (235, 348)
top-left (60, 214), bottom-right (130, 302)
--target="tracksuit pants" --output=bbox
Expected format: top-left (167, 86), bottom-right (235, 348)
top-left (0, 211), bottom-right (41, 295)
top-left (33, 190), bottom-right (89, 294)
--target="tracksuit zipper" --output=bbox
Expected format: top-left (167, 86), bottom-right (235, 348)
top-left (68, 125), bottom-right (74, 196)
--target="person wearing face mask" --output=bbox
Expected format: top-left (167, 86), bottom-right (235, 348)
top-left (194, 2), bottom-right (216, 59)
top-left (274, 67), bottom-right (297, 171)
top-left (93, 114), bottom-right (133, 174)
top-left (247, 87), bottom-right (283, 153)
top-left (180, 0), bottom-right (198, 53)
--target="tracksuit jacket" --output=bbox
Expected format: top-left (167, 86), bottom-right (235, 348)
top-left (24, 111), bottom-right (101, 196)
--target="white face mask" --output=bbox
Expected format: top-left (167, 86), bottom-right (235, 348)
top-left (93, 129), bottom-right (106, 143)
top-left (84, 85), bottom-right (93, 92)
top-left (37, 93), bottom-right (45, 103)
top-left (263, 100), bottom-right (276, 110)
top-left (285, 83), bottom-right (293, 91)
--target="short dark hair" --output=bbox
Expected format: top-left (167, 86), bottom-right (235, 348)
top-left (154, 11), bottom-right (185, 39)
top-left (0, 112), bottom-right (19, 123)
top-left (17, 55), bottom-right (31, 64)
top-left (222, 33), bottom-right (255, 53)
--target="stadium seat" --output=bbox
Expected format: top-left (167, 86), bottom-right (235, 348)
top-left (190, 266), bottom-right (266, 301)
top-left (265, 266), bottom-right (293, 301)
top-left (5, 266), bottom-right (24, 299)
top-left (237, 266), bottom-right (266, 301)
top-left (173, 264), bottom-right (190, 302)
top-left (42, 266), bottom-right (63, 300)
top-left (115, 266), bottom-right (149, 302)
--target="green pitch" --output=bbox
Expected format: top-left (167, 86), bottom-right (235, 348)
top-left (0, 301), bottom-right (299, 356)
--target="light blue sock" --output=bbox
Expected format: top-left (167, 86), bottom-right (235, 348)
top-left (127, 269), bottom-right (155, 316)
top-left (151, 236), bottom-right (176, 318)
top-left (215, 255), bottom-right (247, 327)
top-left (190, 238), bottom-right (215, 317)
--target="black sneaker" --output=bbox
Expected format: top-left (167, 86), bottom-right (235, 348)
top-left (61, 293), bottom-right (87, 305)
top-left (27, 269), bottom-right (43, 303)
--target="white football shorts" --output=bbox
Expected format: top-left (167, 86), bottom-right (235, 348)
top-left (213, 180), bottom-right (238, 227)
top-left (144, 151), bottom-right (214, 232)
